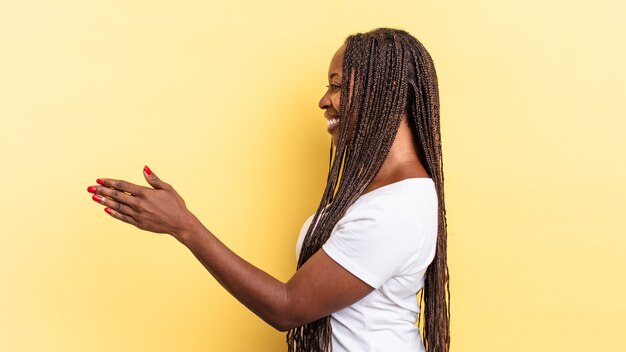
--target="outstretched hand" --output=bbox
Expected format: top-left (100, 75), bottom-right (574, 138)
top-left (87, 165), bottom-right (198, 239)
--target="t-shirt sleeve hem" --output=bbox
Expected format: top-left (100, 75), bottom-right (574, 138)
top-left (322, 244), bottom-right (383, 289)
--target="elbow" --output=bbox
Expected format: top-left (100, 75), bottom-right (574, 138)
top-left (270, 321), bottom-right (292, 332)
top-left (264, 284), bottom-right (314, 332)
top-left (266, 293), bottom-right (305, 332)
top-left (267, 314), bottom-right (302, 332)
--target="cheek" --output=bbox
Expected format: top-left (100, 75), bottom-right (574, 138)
top-left (331, 94), bottom-right (341, 110)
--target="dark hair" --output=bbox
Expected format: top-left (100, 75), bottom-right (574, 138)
top-left (287, 27), bottom-right (450, 352)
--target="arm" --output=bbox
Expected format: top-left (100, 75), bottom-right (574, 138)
top-left (177, 217), bottom-right (373, 331)
top-left (88, 167), bottom-right (374, 331)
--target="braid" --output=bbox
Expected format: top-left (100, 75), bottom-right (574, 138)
top-left (287, 28), bottom-right (450, 352)
top-left (404, 34), bottom-right (450, 352)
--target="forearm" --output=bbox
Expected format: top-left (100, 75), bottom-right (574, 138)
top-left (88, 171), bottom-right (369, 331)
top-left (175, 215), bottom-right (294, 331)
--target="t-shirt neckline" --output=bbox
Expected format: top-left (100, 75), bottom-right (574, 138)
top-left (362, 177), bottom-right (432, 195)
top-left (354, 177), bottom-right (434, 203)
top-left (322, 177), bottom-right (434, 212)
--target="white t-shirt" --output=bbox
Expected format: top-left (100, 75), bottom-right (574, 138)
top-left (295, 178), bottom-right (438, 352)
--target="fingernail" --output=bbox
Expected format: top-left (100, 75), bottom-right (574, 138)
top-left (144, 165), bottom-right (152, 175)
top-left (92, 194), bottom-right (103, 203)
top-left (104, 208), bottom-right (112, 214)
top-left (87, 186), bottom-right (97, 193)
top-left (97, 179), bottom-right (104, 185)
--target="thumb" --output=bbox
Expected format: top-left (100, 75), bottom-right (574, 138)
top-left (143, 165), bottom-right (170, 190)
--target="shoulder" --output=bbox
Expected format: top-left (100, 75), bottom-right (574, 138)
top-left (338, 194), bottom-right (416, 226)
top-left (322, 193), bottom-right (433, 288)
top-left (331, 192), bottom-right (428, 250)
top-left (337, 182), bottom-right (436, 232)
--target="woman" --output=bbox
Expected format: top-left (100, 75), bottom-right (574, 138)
top-left (87, 28), bottom-right (450, 352)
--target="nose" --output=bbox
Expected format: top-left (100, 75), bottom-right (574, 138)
top-left (319, 90), bottom-right (331, 110)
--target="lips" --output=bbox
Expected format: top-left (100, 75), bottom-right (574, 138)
top-left (325, 112), bottom-right (340, 133)
top-left (325, 115), bottom-right (339, 133)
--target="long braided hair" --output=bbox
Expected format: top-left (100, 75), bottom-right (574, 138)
top-left (287, 28), bottom-right (450, 352)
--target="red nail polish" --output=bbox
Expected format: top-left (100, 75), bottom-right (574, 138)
top-left (144, 165), bottom-right (152, 175)
top-left (87, 186), bottom-right (97, 193)
top-left (97, 179), bottom-right (104, 185)
top-left (104, 208), bottom-right (112, 214)
top-left (92, 194), bottom-right (103, 202)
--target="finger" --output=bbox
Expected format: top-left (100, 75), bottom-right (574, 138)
top-left (92, 194), bottom-right (138, 218)
top-left (97, 178), bottom-right (146, 197)
top-left (104, 207), bottom-right (141, 227)
top-left (143, 165), bottom-right (172, 190)
top-left (88, 185), bottom-right (139, 208)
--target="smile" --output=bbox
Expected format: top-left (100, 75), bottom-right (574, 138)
top-left (327, 118), bottom-right (339, 133)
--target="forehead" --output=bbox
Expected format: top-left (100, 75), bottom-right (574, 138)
top-left (328, 44), bottom-right (346, 78)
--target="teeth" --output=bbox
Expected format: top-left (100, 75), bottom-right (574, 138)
top-left (327, 118), bottom-right (339, 127)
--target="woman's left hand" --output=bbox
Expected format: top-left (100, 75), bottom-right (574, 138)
top-left (87, 165), bottom-right (198, 239)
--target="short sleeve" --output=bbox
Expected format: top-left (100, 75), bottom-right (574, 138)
top-left (321, 195), bottom-right (425, 289)
top-left (295, 213), bottom-right (315, 260)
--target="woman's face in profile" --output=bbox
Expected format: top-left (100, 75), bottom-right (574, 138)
top-left (319, 44), bottom-right (354, 147)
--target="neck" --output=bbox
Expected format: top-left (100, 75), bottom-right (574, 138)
top-left (363, 117), bottom-right (430, 194)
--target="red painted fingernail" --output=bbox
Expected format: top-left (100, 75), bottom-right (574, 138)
top-left (104, 208), bottom-right (112, 214)
top-left (87, 186), bottom-right (97, 193)
top-left (92, 194), bottom-right (103, 202)
top-left (144, 165), bottom-right (152, 175)
top-left (97, 179), bottom-right (104, 185)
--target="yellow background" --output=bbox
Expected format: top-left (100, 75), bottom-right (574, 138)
top-left (1, 1), bottom-right (624, 351)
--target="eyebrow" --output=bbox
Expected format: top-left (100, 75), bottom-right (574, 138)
top-left (329, 72), bottom-right (341, 79)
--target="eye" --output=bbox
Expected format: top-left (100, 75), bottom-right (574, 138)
top-left (326, 84), bottom-right (341, 92)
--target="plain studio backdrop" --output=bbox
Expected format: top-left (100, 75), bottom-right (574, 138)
top-left (1, 1), bottom-right (624, 351)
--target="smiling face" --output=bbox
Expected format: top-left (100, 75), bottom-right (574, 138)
top-left (318, 44), bottom-right (356, 147)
